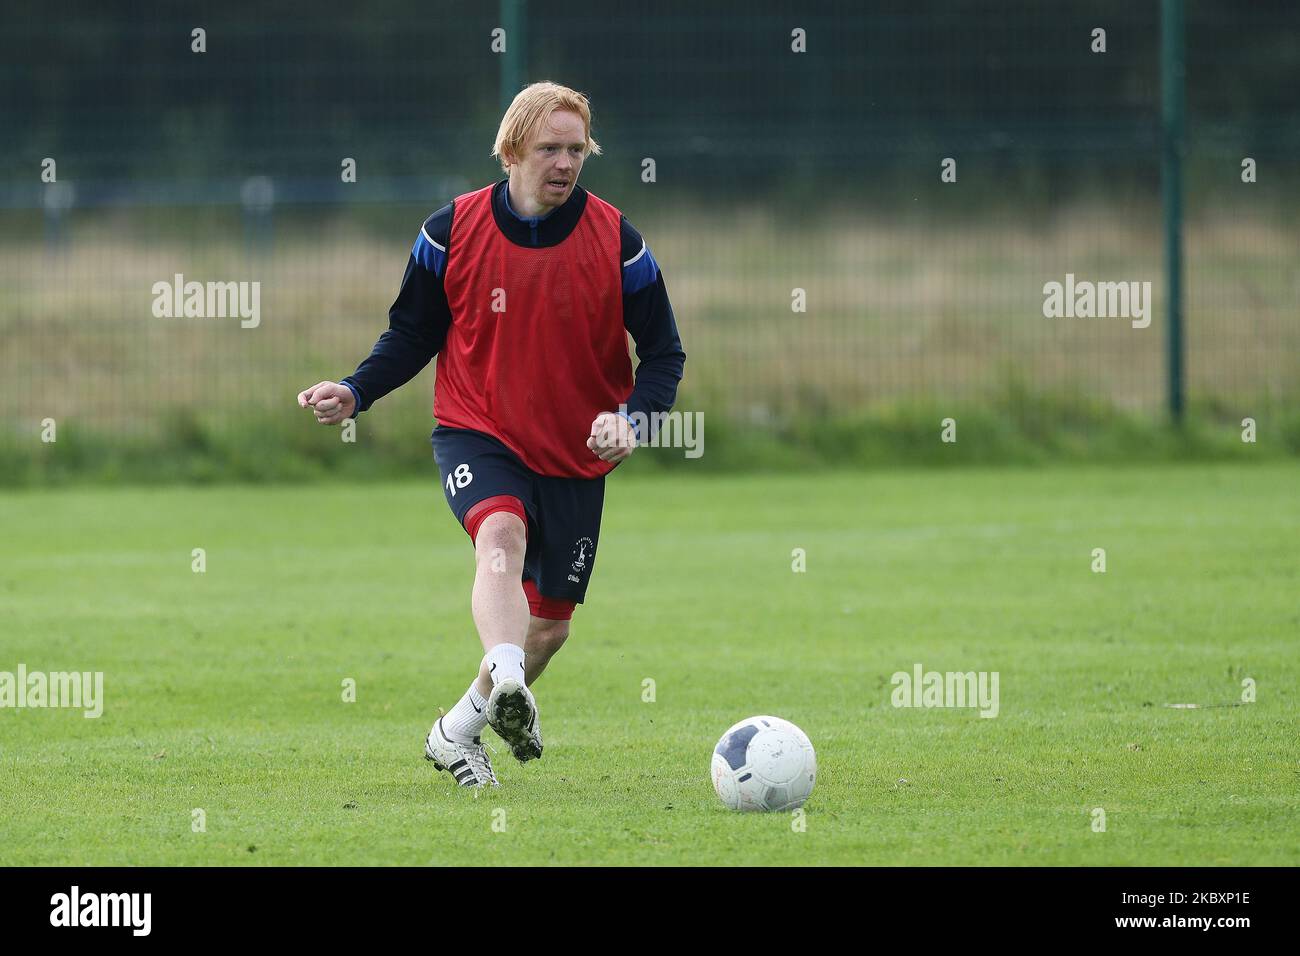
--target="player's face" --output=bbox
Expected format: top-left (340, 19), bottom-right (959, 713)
top-left (514, 110), bottom-right (587, 211)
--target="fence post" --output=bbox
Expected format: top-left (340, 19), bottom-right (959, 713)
top-left (499, 0), bottom-right (526, 113)
top-left (1161, 0), bottom-right (1186, 423)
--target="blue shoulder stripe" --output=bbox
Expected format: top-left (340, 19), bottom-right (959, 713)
top-left (622, 241), bottom-right (659, 295)
top-left (412, 202), bottom-right (453, 277)
top-left (412, 225), bottom-right (447, 277)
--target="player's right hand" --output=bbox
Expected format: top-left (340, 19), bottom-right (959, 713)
top-left (297, 381), bottom-right (356, 425)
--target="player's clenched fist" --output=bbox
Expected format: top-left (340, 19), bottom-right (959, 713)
top-left (297, 381), bottom-right (356, 425)
top-left (586, 411), bottom-right (637, 462)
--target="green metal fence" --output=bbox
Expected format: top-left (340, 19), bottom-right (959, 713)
top-left (2, 0), bottom-right (1297, 473)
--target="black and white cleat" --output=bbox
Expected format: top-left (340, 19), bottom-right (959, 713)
top-left (485, 677), bottom-right (543, 763)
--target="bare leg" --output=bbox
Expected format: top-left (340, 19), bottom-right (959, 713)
top-left (470, 512), bottom-right (528, 696)
top-left (525, 616), bottom-right (571, 685)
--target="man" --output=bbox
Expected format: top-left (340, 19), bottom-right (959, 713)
top-left (296, 82), bottom-right (685, 788)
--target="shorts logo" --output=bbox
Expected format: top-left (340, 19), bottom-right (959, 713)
top-left (570, 537), bottom-right (594, 575)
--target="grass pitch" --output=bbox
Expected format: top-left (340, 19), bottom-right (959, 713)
top-left (1, 464), bottom-right (1297, 865)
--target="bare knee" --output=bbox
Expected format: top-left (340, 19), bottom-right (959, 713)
top-left (475, 512), bottom-right (526, 568)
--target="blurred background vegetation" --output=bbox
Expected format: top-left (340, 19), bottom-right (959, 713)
top-left (2, 0), bottom-right (1297, 484)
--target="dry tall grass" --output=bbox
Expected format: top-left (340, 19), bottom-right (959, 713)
top-left (3, 203), bottom-right (1296, 440)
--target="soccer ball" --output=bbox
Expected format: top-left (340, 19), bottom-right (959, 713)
top-left (711, 715), bottom-right (816, 812)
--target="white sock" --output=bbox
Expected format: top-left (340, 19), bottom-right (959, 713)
top-left (484, 643), bottom-right (526, 687)
top-left (442, 684), bottom-right (489, 743)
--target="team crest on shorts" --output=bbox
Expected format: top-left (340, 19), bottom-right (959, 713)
top-left (570, 537), bottom-right (594, 575)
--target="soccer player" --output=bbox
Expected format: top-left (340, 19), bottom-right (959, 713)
top-left (296, 82), bottom-right (685, 788)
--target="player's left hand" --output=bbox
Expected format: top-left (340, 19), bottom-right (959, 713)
top-left (587, 412), bottom-right (637, 463)
top-left (296, 381), bottom-right (356, 426)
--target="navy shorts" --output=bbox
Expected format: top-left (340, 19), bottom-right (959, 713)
top-left (431, 426), bottom-right (606, 608)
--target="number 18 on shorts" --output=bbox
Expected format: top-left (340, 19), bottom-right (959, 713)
top-left (432, 426), bottom-right (607, 607)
